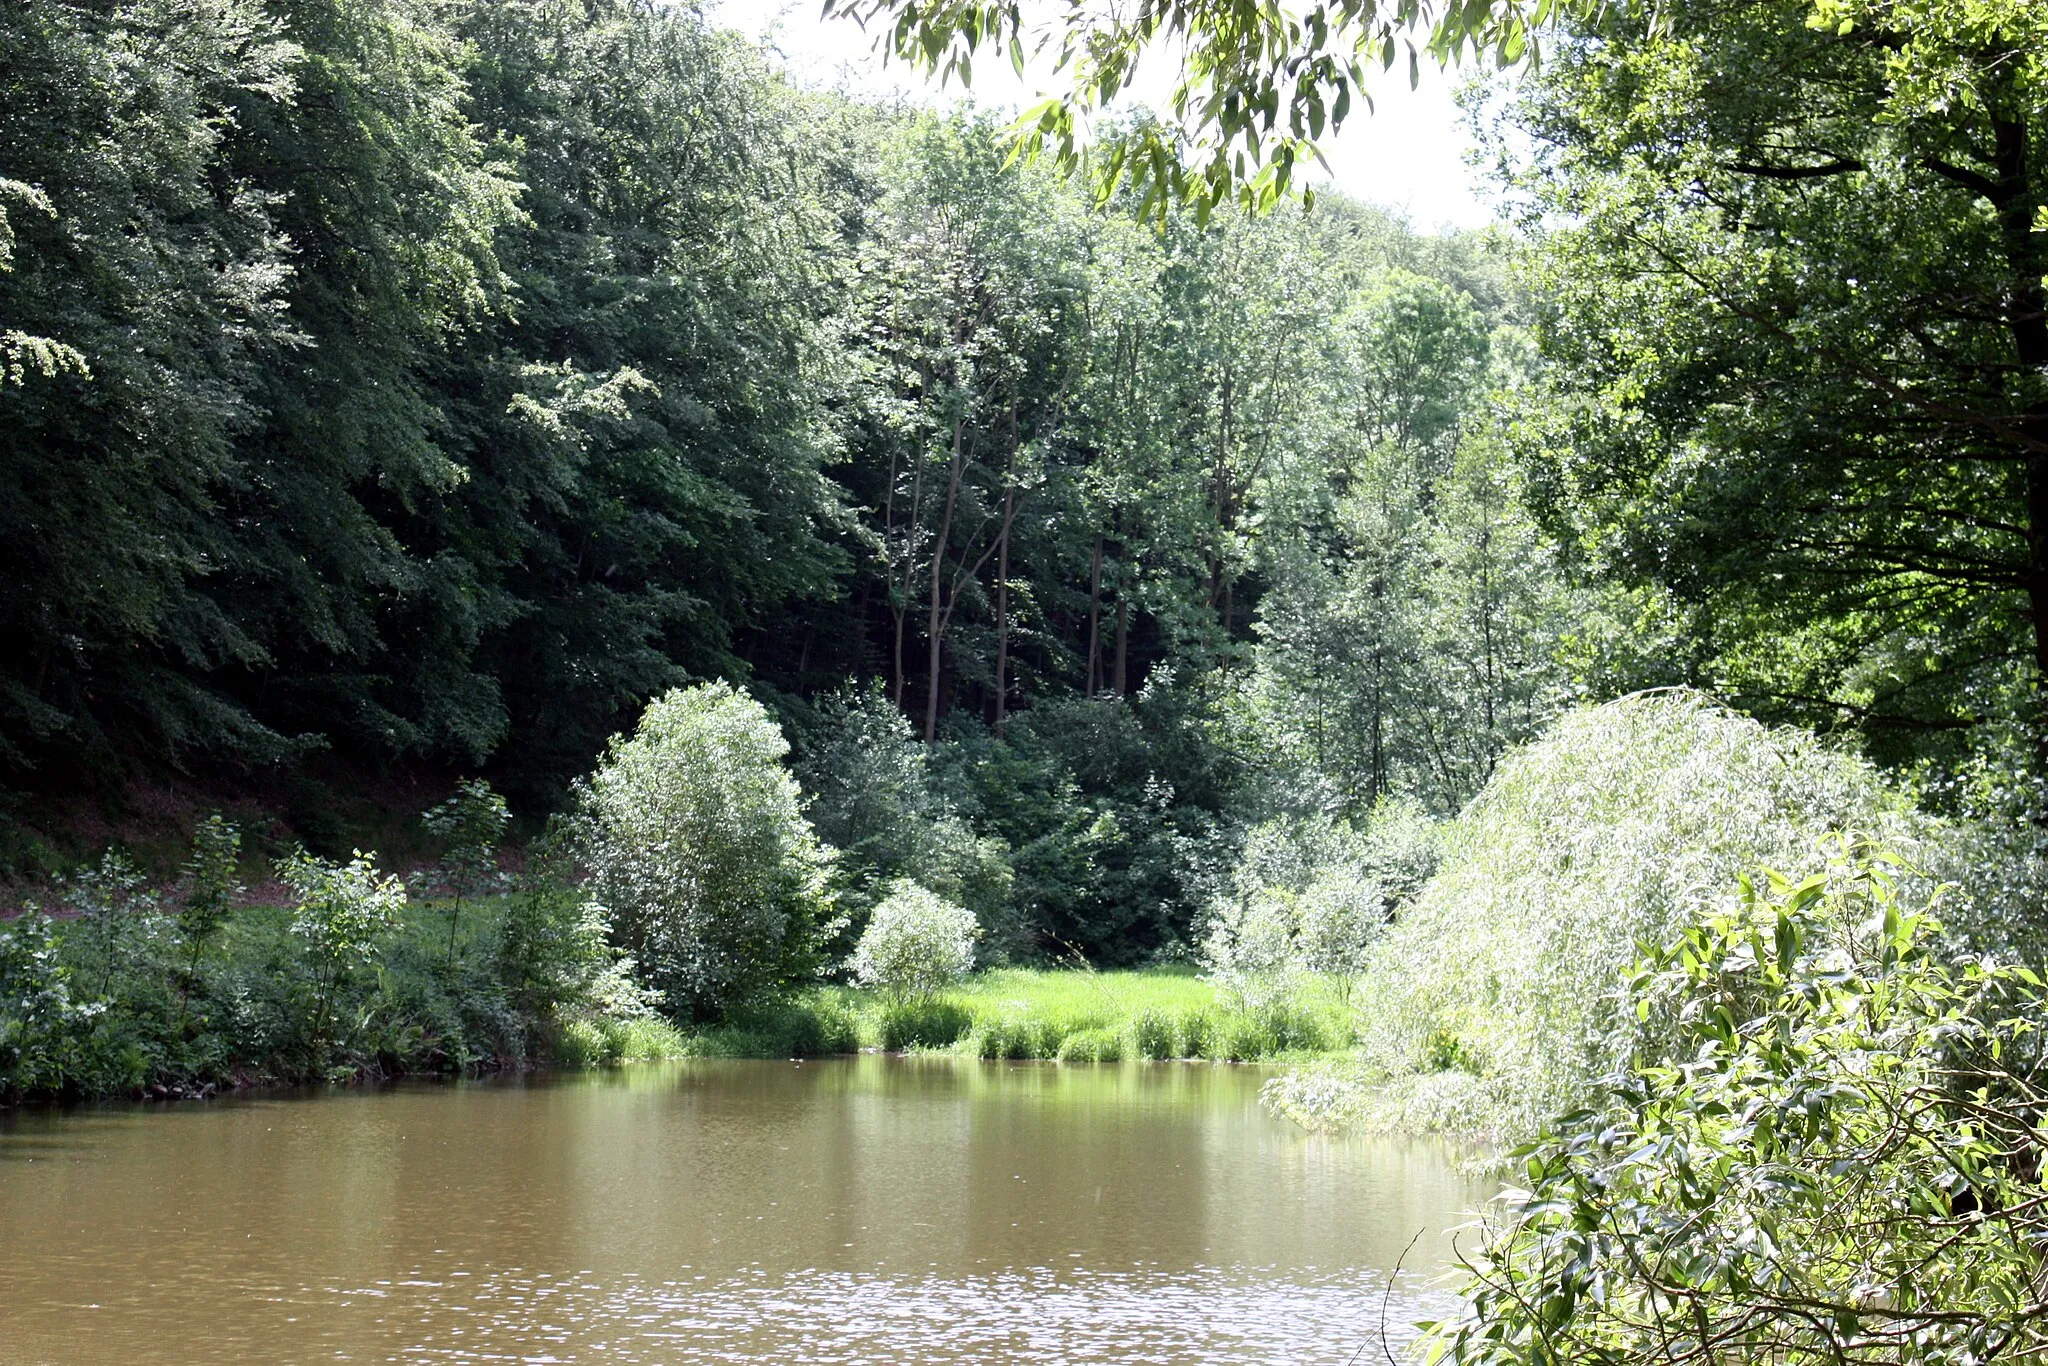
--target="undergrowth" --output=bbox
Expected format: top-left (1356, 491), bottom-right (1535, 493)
top-left (0, 885), bottom-right (687, 1103)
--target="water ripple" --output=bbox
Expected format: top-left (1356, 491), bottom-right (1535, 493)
top-left (349, 1264), bottom-right (1460, 1364)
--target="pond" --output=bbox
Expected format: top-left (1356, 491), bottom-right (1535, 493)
top-left (0, 1057), bottom-right (1487, 1364)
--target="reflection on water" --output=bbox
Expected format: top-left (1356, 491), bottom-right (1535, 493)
top-left (0, 1057), bottom-right (1485, 1364)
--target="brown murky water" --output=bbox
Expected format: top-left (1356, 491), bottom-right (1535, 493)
top-left (0, 1057), bottom-right (1484, 1364)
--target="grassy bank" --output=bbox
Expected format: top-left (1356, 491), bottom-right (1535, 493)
top-left (683, 966), bottom-right (1358, 1062)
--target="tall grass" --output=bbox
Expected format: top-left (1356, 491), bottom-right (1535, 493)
top-left (674, 967), bottom-right (1356, 1062)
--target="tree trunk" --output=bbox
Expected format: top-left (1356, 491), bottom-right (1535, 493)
top-left (1113, 580), bottom-right (1129, 697)
top-left (994, 486), bottom-right (1013, 734)
top-left (891, 608), bottom-right (906, 705)
top-left (1208, 366), bottom-right (1235, 616)
top-left (884, 435), bottom-right (920, 709)
top-left (1988, 105), bottom-right (2048, 760)
top-left (1480, 524), bottom-right (1497, 740)
top-left (924, 422), bottom-right (964, 742)
top-left (1086, 533), bottom-right (1104, 697)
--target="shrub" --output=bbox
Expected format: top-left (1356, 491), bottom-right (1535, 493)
top-left (578, 682), bottom-right (834, 1019)
top-left (62, 851), bottom-right (164, 1001)
top-left (420, 779), bottom-right (510, 964)
top-left (1199, 812), bottom-right (1398, 1002)
top-left (551, 1016), bottom-right (613, 1067)
top-left (1214, 1011), bottom-right (1273, 1061)
top-left (700, 999), bottom-right (861, 1057)
top-left (3, 810), bottom-right (701, 1100)
top-left (794, 683), bottom-right (1015, 937)
top-left (1292, 869), bottom-right (1383, 979)
top-left (847, 880), bottom-right (978, 1002)
top-left (1213, 1002), bottom-right (1330, 1060)
top-left (550, 1013), bottom-right (687, 1066)
top-left (1351, 691), bottom-right (1942, 1139)
top-left (1434, 845), bottom-right (2048, 1366)
top-left (1260, 1063), bottom-right (1375, 1133)
top-left (495, 884), bottom-right (613, 1023)
top-left (1201, 888), bottom-right (1303, 1017)
top-left (0, 911), bottom-right (99, 1099)
top-left (280, 849), bottom-right (407, 1067)
top-left (971, 1014), bottom-right (1041, 1059)
top-left (1172, 1007), bottom-right (1215, 1059)
top-left (936, 683), bottom-right (1238, 966)
top-left (178, 814), bottom-right (242, 952)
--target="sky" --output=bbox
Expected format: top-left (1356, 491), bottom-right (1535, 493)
top-left (703, 0), bottom-right (1500, 231)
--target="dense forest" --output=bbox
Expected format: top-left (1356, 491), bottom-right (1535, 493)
top-left (1, 0), bottom-right (1586, 960)
top-left (13, 0), bottom-right (2046, 841)
top-left (7, 0), bottom-right (2048, 1360)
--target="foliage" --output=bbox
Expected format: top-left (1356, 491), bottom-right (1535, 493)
top-left (0, 0), bottom-right (1568, 974)
top-left (701, 966), bottom-right (1358, 1062)
top-left (1054, 1026), bottom-right (1125, 1062)
top-left (1502, 0), bottom-right (2048, 772)
top-left (792, 683), bottom-right (1013, 935)
top-left (550, 1013), bottom-right (689, 1068)
top-left (178, 815), bottom-right (243, 950)
top-left (1352, 691), bottom-right (1940, 1140)
top-left (421, 778), bottom-right (510, 963)
top-left (822, 0), bottom-right (1613, 217)
top-left (497, 812), bottom-right (643, 1037)
top-left (0, 0), bottom-right (301, 771)
top-left (421, 780), bottom-right (509, 899)
top-left (645, 996), bottom-right (861, 1060)
top-left (847, 880), bottom-right (979, 1003)
top-left (1227, 346), bottom-right (1579, 818)
top-left (61, 850), bottom-right (165, 1001)
top-left (450, 0), bottom-right (851, 789)
top-left (0, 818), bottom-right (684, 1103)
top-left (576, 682), bottom-right (834, 1019)
top-left (1201, 886), bottom-right (1303, 1011)
top-left (936, 687), bottom-right (1239, 963)
top-left (0, 911), bottom-right (98, 1100)
top-left (0, 0), bottom-right (843, 785)
top-left (875, 997), bottom-right (973, 1050)
top-left (1201, 810), bottom-right (1425, 1006)
top-left (1431, 843), bottom-right (2048, 1366)
top-left (279, 848), bottom-right (407, 1067)
top-left (281, 850), bottom-right (407, 977)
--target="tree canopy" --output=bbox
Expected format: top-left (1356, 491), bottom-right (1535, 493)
top-left (1500, 0), bottom-right (2048, 777)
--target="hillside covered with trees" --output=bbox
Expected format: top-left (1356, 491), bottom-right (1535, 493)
top-left (1, 0), bottom-right (1588, 957)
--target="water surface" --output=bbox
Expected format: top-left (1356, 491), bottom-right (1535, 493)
top-left (0, 1057), bottom-right (1483, 1364)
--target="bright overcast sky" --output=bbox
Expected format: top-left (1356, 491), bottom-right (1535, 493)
top-left (703, 0), bottom-right (1500, 231)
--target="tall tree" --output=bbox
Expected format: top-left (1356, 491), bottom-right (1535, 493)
top-left (213, 0), bottom-right (519, 762)
top-left (0, 0), bottom-right (298, 772)
top-left (1503, 0), bottom-right (2048, 767)
top-left (846, 114), bottom-right (1086, 739)
top-left (448, 0), bottom-right (851, 788)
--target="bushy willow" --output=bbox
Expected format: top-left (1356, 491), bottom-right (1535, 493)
top-left (847, 879), bottom-right (979, 1003)
top-left (576, 683), bottom-right (834, 1018)
top-left (1432, 842), bottom-right (2048, 1366)
top-left (1323, 691), bottom-right (1966, 1140)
